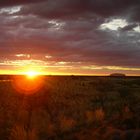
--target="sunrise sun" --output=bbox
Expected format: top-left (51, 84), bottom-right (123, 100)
top-left (25, 71), bottom-right (39, 79)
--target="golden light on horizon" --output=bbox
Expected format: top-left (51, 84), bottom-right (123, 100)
top-left (25, 71), bottom-right (39, 79)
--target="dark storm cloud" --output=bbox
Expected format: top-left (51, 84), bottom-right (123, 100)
top-left (1, 0), bottom-right (140, 21)
top-left (17, 0), bottom-right (140, 21)
top-left (0, 0), bottom-right (45, 7)
top-left (119, 24), bottom-right (138, 32)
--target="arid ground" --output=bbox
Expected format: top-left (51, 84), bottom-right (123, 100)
top-left (0, 76), bottom-right (140, 140)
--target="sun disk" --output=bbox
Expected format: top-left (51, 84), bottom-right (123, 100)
top-left (26, 71), bottom-right (39, 79)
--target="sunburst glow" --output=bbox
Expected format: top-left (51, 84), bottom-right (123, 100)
top-left (25, 71), bottom-right (39, 79)
top-left (12, 70), bottom-right (44, 95)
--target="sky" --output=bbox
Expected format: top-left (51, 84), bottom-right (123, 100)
top-left (0, 0), bottom-right (140, 75)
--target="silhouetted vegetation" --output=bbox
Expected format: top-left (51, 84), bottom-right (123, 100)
top-left (110, 73), bottom-right (126, 77)
top-left (0, 76), bottom-right (140, 140)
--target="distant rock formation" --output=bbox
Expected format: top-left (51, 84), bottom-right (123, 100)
top-left (110, 73), bottom-right (126, 77)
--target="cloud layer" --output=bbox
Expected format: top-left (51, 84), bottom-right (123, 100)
top-left (0, 0), bottom-right (140, 75)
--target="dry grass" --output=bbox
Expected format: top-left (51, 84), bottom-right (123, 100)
top-left (9, 125), bottom-right (38, 140)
